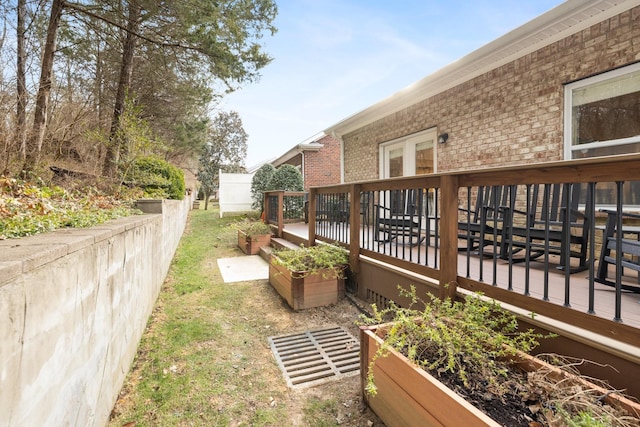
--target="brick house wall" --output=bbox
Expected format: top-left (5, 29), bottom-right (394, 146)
top-left (281, 154), bottom-right (302, 169)
top-left (276, 135), bottom-right (342, 190)
top-left (341, 7), bottom-right (640, 184)
top-left (303, 134), bottom-right (341, 190)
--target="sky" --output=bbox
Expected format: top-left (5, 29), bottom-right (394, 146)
top-left (220, 0), bottom-right (566, 169)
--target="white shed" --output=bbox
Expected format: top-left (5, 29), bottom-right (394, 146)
top-left (218, 171), bottom-right (254, 217)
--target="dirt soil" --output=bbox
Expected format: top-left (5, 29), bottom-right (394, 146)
top-left (256, 295), bottom-right (385, 426)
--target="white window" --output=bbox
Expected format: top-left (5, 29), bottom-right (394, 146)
top-left (564, 62), bottom-right (640, 160)
top-left (565, 63), bottom-right (640, 207)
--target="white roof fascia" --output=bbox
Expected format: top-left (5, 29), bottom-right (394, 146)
top-left (271, 132), bottom-right (326, 167)
top-left (247, 158), bottom-right (276, 173)
top-left (325, 0), bottom-right (640, 138)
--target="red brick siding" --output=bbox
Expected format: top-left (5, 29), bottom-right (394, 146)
top-left (281, 154), bottom-right (302, 169)
top-left (342, 7), bottom-right (640, 183)
top-left (303, 135), bottom-right (342, 190)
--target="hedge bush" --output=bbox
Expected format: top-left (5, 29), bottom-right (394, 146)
top-left (125, 156), bottom-right (185, 200)
top-left (251, 163), bottom-right (275, 211)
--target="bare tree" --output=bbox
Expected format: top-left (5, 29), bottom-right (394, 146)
top-left (16, 0), bottom-right (27, 161)
top-left (103, 0), bottom-right (140, 176)
top-left (22, 0), bottom-right (64, 175)
top-left (9, 0), bottom-right (276, 179)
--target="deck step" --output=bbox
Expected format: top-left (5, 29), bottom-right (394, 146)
top-left (259, 245), bottom-right (272, 262)
top-left (261, 238), bottom-right (302, 262)
top-left (271, 237), bottom-right (301, 251)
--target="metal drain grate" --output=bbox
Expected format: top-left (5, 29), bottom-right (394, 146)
top-left (268, 326), bottom-right (360, 389)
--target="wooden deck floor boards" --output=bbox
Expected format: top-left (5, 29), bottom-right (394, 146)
top-left (284, 222), bottom-right (640, 329)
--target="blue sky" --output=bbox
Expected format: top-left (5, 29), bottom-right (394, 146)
top-left (221, 0), bottom-right (566, 168)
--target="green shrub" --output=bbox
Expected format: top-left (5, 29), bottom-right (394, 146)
top-left (359, 287), bottom-right (549, 397)
top-left (251, 163), bottom-right (275, 211)
top-left (125, 156), bottom-right (185, 200)
top-left (266, 165), bottom-right (304, 217)
top-left (266, 164), bottom-right (303, 192)
top-left (271, 243), bottom-right (348, 277)
top-left (234, 219), bottom-right (272, 237)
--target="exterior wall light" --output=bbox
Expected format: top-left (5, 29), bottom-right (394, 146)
top-left (438, 133), bottom-right (449, 144)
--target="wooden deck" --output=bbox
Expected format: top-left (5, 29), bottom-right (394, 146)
top-left (284, 222), bottom-right (640, 329)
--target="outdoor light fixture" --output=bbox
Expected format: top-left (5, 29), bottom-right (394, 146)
top-left (438, 133), bottom-right (449, 144)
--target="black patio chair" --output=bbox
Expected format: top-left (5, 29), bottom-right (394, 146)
top-left (374, 188), bottom-right (425, 247)
top-left (501, 183), bottom-right (591, 273)
top-left (457, 185), bottom-right (513, 256)
top-left (315, 195), bottom-right (350, 225)
top-left (595, 209), bottom-right (640, 293)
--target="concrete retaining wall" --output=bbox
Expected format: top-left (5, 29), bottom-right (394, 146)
top-left (0, 198), bottom-right (190, 427)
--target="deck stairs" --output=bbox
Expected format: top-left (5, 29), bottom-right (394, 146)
top-left (259, 237), bottom-right (300, 263)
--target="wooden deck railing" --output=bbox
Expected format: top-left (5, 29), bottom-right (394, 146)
top-left (263, 190), bottom-right (306, 237)
top-left (307, 154), bottom-right (640, 349)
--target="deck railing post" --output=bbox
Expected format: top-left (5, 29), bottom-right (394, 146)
top-left (349, 184), bottom-right (361, 273)
top-left (308, 188), bottom-right (317, 246)
top-left (263, 192), bottom-right (269, 223)
top-left (277, 191), bottom-right (284, 238)
top-left (439, 175), bottom-right (459, 300)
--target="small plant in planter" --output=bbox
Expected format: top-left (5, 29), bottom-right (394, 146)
top-left (359, 286), bottom-right (640, 427)
top-left (235, 220), bottom-right (272, 255)
top-left (269, 243), bottom-right (349, 310)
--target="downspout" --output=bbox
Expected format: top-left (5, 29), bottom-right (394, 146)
top-left (332, 131), bottom-right (345, 184)
top-left (301, 152), bottom-right (306, 190)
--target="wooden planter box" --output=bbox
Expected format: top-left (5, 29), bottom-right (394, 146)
top-left (360, 325), bottom-right (640, 427)
top-left (238, 230), bottom-right (271, 255)
top-left (268, 258), bottom-right (345, 311)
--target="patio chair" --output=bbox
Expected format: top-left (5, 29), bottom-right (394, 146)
top-left (374, 188), bottom-right (425, 247)
top-left (457, 185), bottom-right (513, 256)
top-left (315, 195), bottom-right (350, 225)
top-left (501, 183), bottom-right (591, 273)
top-left (595, 209), bottom-right (640, 293)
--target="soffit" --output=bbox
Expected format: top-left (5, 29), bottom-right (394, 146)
top-left (325, 0), bottom-right (640, 138)
top-left (271, 133), bottom-right (325, 167)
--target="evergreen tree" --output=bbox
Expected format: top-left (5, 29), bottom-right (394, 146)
top-left (250, 163), bottom-right (275, 211)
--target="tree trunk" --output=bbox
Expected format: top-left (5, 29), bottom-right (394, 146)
top-left (103, 2), bottom-right (141, 177)
top-left (22, 0), bottom-right (65, 176)
top-left (16, 0), bottom-right (27, 162)
top-left (0, 20), bottom-right (8, 174)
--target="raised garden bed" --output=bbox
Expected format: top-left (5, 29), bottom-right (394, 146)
top-left (237, 229), bottom-right (271, 255)
top-left (236, 221), bottom-right (272, 255)
top-left (358, 291), bottom-right (640, 427)
top-left (360, 324), bottom-right (500, 426)
top-left (269, 259), bottom-right (345, 310)
top-left (268, 244), bottom-right (348, 311)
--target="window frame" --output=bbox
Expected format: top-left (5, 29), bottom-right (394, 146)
top-left (563, 62), bottom-right (640, 160)
top-left (379, 128), bottom-right (437, 179)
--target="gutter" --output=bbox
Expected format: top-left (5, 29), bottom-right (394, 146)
top-left (325, 0), bottom-right (640, 138)
top-left (271, 132), bottom-right (325, 167)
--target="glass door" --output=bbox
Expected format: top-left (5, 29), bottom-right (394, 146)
top-left (380, 129), bottom-right (436, 179)
top-left (379, 129), bottom-right (437, 228)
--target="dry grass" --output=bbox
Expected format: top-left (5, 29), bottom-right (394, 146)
top-left (108, 205), bottom-right (383, 427)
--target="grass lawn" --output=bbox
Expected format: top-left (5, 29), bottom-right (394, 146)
top-left (108, 205), bottom-right (382, 427)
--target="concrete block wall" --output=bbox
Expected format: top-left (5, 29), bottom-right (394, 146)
top-left (342, 7), bottom-right (640, 183)
top-left (0, 198), bottom-right (189, 427)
